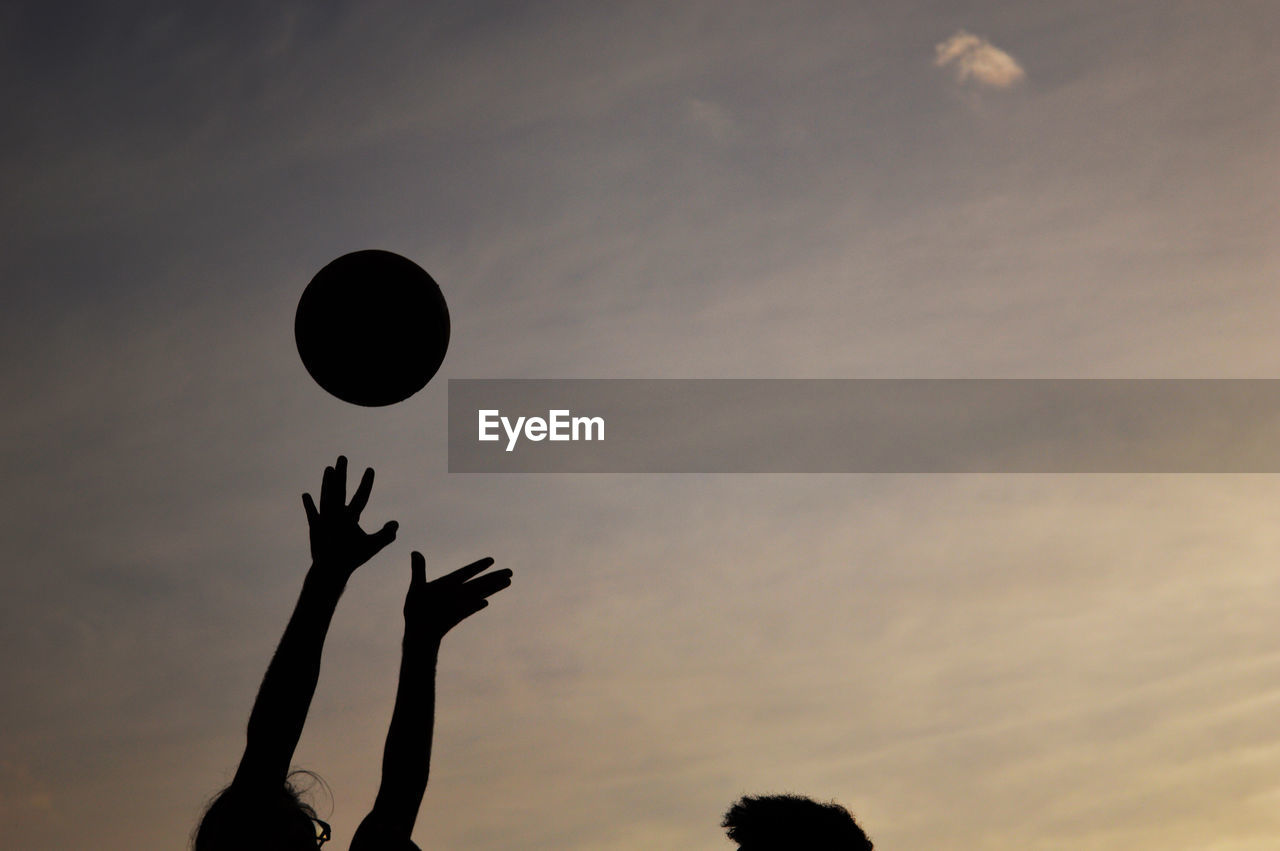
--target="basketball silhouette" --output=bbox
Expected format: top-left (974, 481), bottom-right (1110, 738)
top-left (295, 250), bottom-right (451, 406)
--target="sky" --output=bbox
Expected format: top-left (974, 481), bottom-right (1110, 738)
top-left (1, 1), bottom-right (1278, 848)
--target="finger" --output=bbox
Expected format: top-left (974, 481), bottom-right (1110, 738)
top-left (460, 598), bottom-right (491, 620)
top-left (433, 557), bottom-right (496, 586)
top-left (360, 520), bottom-right (398, 562)
top-left (438, 597), bottom-right (494, 634)
top-left (319, 464), bottom-right (337, 513)
top-left (333, 455), bottom-right (348, 506)
top-left (446, 596), bottom-right (490, 624)
top-left (462, 569), bottom-right (513, 599)
top-left (411, 551), bottom-right (426, 586)
top-left (302, 493), bottom-right (319, 526)
top-left (349, 467), bottom-right (374, 515)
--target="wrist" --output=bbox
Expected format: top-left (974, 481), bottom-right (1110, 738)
top-left (305, 562), bottom-right (349, 598)
top-left (402, 628), bottom-right (443, 656)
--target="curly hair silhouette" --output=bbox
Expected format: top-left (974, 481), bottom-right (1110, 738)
top-left (193, 770), bottom-right (329, 850)
top-left (722, 794), bottom-right (873, 850)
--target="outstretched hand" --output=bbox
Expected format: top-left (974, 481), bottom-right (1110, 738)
top-left (302, 455), bottom-right (398, 583)
top-left (404, 552), bottom-right (512, 644)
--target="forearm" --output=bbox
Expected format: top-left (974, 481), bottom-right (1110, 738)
top-left (354, 552), bottom-right (509, 848)
top-left (367, 636), bottom-right (442, 837)
top-left (235, 566), bottom-right (345, 788)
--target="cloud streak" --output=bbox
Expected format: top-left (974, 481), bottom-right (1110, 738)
top-left (935, 30), bottom-right (1025, 88)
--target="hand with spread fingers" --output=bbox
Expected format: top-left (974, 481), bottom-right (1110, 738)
top-left (302, 455), bottom-right (399, 584)
top-left (200, 456), bottom-right (406, 851)
top-left (351, 553), bottom-right (513, 849)
top-left (404, 552), bottom-right (513, 645)
top-left (197, 454), bottom-right (511, 851)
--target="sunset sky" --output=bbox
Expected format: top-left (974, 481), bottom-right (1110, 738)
top-left (2, 2), bottom-right (1279, 849)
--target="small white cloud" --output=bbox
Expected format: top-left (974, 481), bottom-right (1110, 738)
top-left (935, 30), bottom-right (1025, 88)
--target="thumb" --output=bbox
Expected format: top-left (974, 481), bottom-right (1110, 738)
top-left (411, 551), bottom-right (426, 587)
top-left (368, 520), bottom-right (398, 554)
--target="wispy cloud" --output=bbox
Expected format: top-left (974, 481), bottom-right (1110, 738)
top-left (935, 30), bottom-right (1025, 88)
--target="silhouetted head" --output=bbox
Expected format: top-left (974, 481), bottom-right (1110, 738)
top-left (193, 772), bottom-right (330, 851)
top-left (722, 794), bottom-right (873, 850)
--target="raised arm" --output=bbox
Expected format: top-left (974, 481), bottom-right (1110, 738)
top-left (232, 456), bottom-right (398, 792)
top-left (352, 552), bottom-right (512, 848)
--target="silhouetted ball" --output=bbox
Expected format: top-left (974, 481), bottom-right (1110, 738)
top-left (295, 250), bottom-right (450, 407)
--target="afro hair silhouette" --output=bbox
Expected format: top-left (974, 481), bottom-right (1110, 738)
top-left (722, 794), bottom-right (873, 850)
